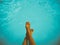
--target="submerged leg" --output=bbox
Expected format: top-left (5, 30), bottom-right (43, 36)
top-left (26, 29), bottom-right (36, 45)
top-left (22, 37), bottom-right (27, 45)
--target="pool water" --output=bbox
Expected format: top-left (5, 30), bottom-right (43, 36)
top-left (0, 0), bottom-right (60, 45)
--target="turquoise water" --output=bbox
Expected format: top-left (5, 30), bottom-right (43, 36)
top-left (0, 0), bottom-right (60, 45)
